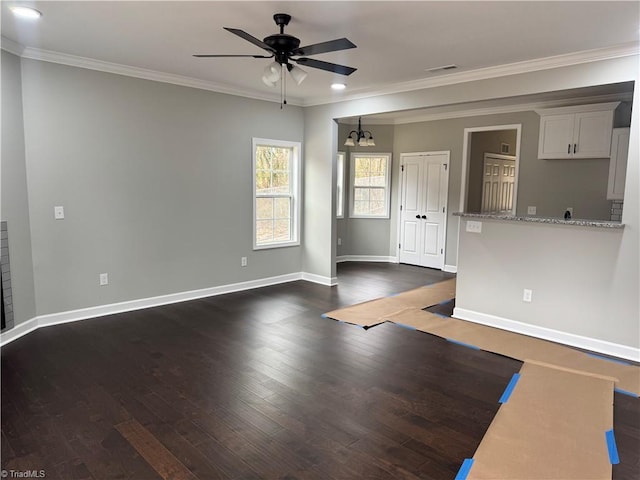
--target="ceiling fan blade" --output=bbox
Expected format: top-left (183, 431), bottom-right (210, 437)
top-left (193, 54), bottom-right (273, 58)
top-left (224, 27), bottom-right (274, 52)
top-left (291, 38), bottom-right (356, 57)
top-left (295, 58), bottom-right (357, 76)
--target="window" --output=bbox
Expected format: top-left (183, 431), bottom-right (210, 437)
top-left (349, 153), bottom-right (392, 218)
top-left (336, 152), bottom-right (345, 218)
top-left (253, 138), bottom-right (301, 249)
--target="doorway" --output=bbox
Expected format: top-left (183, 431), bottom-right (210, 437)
top-left (460, 125), bottom-right (521, 214)
top-left (397, 151), bottom-right (450, 269)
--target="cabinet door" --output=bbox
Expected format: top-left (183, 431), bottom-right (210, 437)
top-left (573, 110), bottom-right (614, 158)
top-left (538, 114), bottom-right (574, 159)
top-left (607, 128), bottom-right (629, 200)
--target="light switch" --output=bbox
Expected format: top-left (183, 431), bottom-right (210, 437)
top-left (54, 206), bottom-right (65, 220)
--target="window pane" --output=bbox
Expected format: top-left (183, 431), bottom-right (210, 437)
top-left (353, 201), bottom-right (368, 216)
top-left (274, 219), bottom-right (291, 242)
top-left (272, 172), bottom-right (290, 193)
top-left (255, 170), bottom-right (272, 193)
top-left (370, 201), bottom-right (385, 215)
top-left (354, 187), bottom-right (369, 201)
top-left (275, 198), bottom-right (291, 219)
top-left (370, 188), bottom-right (385, 201)
top-left (255, 148), bottom-right (272, 170)
top-left (256, 198), bottom-right (274, 220)
top-left (354, 157), bottom-right (371, 186)
top-left (256, 220), bottom-right (274, 245)
top-left (336, 153), bottom-right (345, 217)
top-left (370, 158), bottom-right (387, 186)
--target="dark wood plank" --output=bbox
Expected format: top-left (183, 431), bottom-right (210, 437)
top-left (1, 263), bottom-right (638, 480)
top-left (115, 419), bottom-right (199, 480)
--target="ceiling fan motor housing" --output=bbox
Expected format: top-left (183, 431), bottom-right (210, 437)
top-left (265, 14), bottom-right (300, 65)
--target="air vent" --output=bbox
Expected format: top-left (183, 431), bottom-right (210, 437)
top-left (425, 64), bottom-right (458, 73)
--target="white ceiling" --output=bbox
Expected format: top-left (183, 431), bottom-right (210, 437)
top-left (2, 1), bottom-right (639, 107)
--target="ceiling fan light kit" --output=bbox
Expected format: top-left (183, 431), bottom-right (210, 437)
top-left (194, 13), bottom-right (357, 106)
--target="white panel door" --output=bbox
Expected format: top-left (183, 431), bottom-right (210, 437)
top-left (398, 156), bottom-right (422, 266)
top-left (481, 154), bottom-right (515, 214)
top-left (399, 152), bottom-right (449, 269)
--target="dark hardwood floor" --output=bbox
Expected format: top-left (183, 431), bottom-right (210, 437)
top-left (1, 263), bottom-right (638, 479)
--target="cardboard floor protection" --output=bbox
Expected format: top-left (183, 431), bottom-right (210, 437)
top-left (323, 279), bottom-right (640, 396)
top-left (465, 360), bottom-right (616, 480)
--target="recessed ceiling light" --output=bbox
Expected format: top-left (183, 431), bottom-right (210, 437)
top-left (9, 6), bottom-right (42, 19)
top-left (331, 83), bottom-right (346, 91)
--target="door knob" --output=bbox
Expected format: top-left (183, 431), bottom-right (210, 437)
top-left (415, 215), bottom-right (420, 219)
top-left (421, 215), bottom-right (427, 219)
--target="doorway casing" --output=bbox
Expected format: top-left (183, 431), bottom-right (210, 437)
top-left (459, 124), bottom-right (522, 215)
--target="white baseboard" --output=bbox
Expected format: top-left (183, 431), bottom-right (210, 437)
top-left (0, 316), bottom-right (39, 347)
top-left (443, 264), bottom-right (458, 273)
top-left (336, 255), bottom-right (398, 263)
top-left (1, 272), bottom-right (319, 347)
top-left (453, 307), bottom-right (640, 362)
top-left (301, 272), bottom-right (338, 286)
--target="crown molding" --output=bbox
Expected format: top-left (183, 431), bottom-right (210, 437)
top-left (389, 92), bottom-right (633, 125)
top-left (14, 42), bottom-right (304, 106)
top-left (337, 91), bottom-right (632, 126)
top-left (303, 42), bottom-right (640, 107)
top-left (1, 36), bottom-right (25, 56)
top-left (4, 36), bottom-right (637, 109)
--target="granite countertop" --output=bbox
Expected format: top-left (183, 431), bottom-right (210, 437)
top-left (453, 212), bottom-right (624, 229)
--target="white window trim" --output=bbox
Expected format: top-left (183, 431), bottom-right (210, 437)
top-left (336, 151), bottom-right (345, 219)
top-left (349, 152), bottom-right (392, 219)
top-left (252, 137), bottom-right (301, 250)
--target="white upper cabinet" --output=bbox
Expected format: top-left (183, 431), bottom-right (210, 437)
top-left (607, 128), bottom-right (630, 200)
top-left (536, 102), bottom-right (619, 159)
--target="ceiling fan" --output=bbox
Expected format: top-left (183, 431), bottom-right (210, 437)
top-left (194, 13), bottom-right (357, 90)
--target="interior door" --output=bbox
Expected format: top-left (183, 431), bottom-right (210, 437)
top-left (399, 152), bottom-right (449, 269)
top-left (481, 154), bottom-right (515, 213)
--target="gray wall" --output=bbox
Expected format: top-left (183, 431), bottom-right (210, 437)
top-left (467, 129), bottom-right (518, 213)
top-left (1, 51), bottom-right (36, 326)
top-left (304, 54), bottom-right (638, 349)
top-left (20, 59), bottom-right (304, 316)
top-left (336, 122), bottom-right (395, 257)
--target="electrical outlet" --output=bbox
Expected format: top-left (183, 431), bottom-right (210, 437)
top-left (241, 257), bottom-right (247, 267)
top-left (523, 289), bottom-right (532, 303)
top-left (54, 206), bottom-right (65, 220)
top-left (99, 273), bottom-right (109, 286)
top-left (527, 206), bottom-right (537, 215)
top-left (466, 221), bottom-right (482, 233)
top-left (337, 237), bottom-right (342, 246)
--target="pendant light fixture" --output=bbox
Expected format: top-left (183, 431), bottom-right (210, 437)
top-left (344, 117), bottom-right (375, 147)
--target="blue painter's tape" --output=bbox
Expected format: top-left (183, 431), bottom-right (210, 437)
top-left (432, 312), bottom-right (450, 319)
top-left (438, 299), bottom-right (452, 305)
top-left (321, 313), bottom-right (328, 318)
top-left (499, 373), bottom-right (521, 404)
top-left (605, 429), bottom-right (620, 464)
top-left (614, 388), bottom-right (639, 398)
top-left (394, 322), bottom-right (416, 331)
top-left (454, 458), bottom-right (474, 480)
top-left (446, 338), bottom-right (480, 350)
top-left (586, 353), bottom-right (631, 366)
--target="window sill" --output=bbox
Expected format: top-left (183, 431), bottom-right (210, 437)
top-left (253, 241), bottom-right (300, 251)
